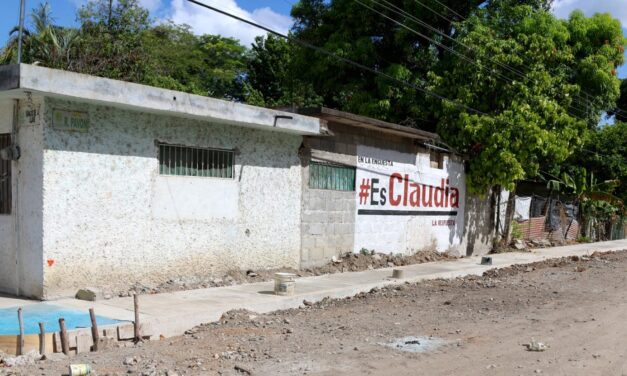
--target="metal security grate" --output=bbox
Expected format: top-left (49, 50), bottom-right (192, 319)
top-left (309, 161), bottom-right (355, 191)
top-left (158, 143), bottom-right (234, 178)
top-left (0, 134), bottom-right (11, 214)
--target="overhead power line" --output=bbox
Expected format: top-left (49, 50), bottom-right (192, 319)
top-left (186, 0), bottom-right (623, 164)
top-left (186, 0), bottom-right (487, 116)
top-left (408, 0), bottom-right (627, 116)
top-left (366, 0), bottom-right (594, 120)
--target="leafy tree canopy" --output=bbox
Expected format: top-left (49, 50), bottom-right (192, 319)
top-left (263, 0), bottom-right (624, 192)
top-left (0, 0), bottom-right (250, 100)
top-left (433, 7), bottom-right (625, 192)
top-left (245, 34), bottom-right (322, 108)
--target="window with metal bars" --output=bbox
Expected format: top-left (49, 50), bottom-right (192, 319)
top-left (158, 143), bottom-right (234, 179)
top-left (309, 161), bottom-right (356, 191)
top-left (0, 134), bottom-right (11, 214)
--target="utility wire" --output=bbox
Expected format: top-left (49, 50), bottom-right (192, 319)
top-left (186, 0), bottom-right (486, 116)
top-left (430, 0), bottom-right (464, 19)
top-left (359, 0), bottom-right (593, 120)
top-left (409, 0), bottom-right (627, 116)
top-left (356, 0), bottom-right (518, 86)
top-left (374, 0), bottom-right (594, 118)
top-left (364, 0), bottom-right (625, 161)
top-left (187, 0), bottom-right (623, 164)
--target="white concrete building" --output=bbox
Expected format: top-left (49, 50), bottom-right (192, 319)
top-left (0, 65), bottom-right (493, 299)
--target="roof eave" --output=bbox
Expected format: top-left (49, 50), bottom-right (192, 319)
top-left (0, 64), bottom-right (322, 136)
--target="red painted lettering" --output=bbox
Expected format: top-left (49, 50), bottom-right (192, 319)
top-left (409, 183), bottom-right (421, 207)
top-left (389, 173), bottom-right (403, 206)
top-left (450, 187), bottom-right (460, 208)
top-left (403, 174), bottom-right (409, 206)
top-left (422, 185), bottom-right (434, 207)
top-left (434, 179), bottom-right (445, 208)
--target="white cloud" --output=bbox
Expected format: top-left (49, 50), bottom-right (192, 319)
top-left (552, 0), bottom-right (627, 26)
top-left (168, 0), bottom-right (293, 47)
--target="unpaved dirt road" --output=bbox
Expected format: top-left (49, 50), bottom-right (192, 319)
top-left (4, 250), bottom-right (627, 376)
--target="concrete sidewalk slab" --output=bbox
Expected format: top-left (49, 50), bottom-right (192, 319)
top-left (3, 239), bottom-right (626, 338)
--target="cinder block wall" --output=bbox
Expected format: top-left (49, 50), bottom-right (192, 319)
top-left (301, 159), bottom-right (355, 267)
top-left (300, 123), bottom-right (416, 267)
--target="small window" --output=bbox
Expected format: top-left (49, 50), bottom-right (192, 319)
top-left (0, 134), bottom-right (11, 214)
top-left (309, 161), bottom-right (355, 191)
top-left (429, 150), bottom-right (443, 169)
top-left (158, 143), bottom-right (234, 178)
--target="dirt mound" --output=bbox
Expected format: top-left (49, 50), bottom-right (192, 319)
top-left (121, 249), bottom-right (456, 297)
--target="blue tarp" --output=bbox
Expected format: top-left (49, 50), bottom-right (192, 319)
top-left (0, 303), bottom-right (121, 335)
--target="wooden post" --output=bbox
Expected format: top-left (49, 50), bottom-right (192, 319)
top-left (17, 308), bottom-right (24, 356)
top-left (59, 318), bottom-right (69, 355)
top-left (133, 294), bottom-right (141, 342)
top-left (89, 308), bottom-right (99, 351)
top-left (38, 322), bottom-right (46, 355)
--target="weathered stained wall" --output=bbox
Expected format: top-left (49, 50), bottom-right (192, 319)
top-left (458, 192), bottom-right (495, 256)
top-left (301, 122), bottom-right (474, 266)
top-left (16, 96), bottom-right (45, 298)
top-left (0, 98), bottom-right (46, 298)
top-left (354, 144), bottom-right (466, 254)
top-left (300, 183), bottom-right (354, 267)
top-left (41, 97), bottom-right (303, 298)
top-left (0, 100), bottom-right (15, 294)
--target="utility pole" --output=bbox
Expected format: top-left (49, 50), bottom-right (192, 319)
top-left (17, 0), bottom-right (26, 64)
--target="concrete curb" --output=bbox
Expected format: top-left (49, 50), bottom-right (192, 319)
top-left (7, 239), bottom-right (627, 338)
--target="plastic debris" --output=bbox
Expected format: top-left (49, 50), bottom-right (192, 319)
top-left (524, 339), bottom-right (548, 352)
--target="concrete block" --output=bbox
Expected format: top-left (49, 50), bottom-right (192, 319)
top-left (68, 334), bottom-right (77, 348)
top-left (315, 236), bottom-right (328, 249)
top-left (139, 322), bottom-right (154, 337)
top-left (301, 236), bottom-right (316, 250)
top-left (324, 246), bottom-right (339, 259)
top-left (300, 247), bottom-right (310, 262)
top-left (53, 330), bottom-right (79, 350)
top-left (117, 323), bottom-right (135, 340)
top-left (75, 333), bottom-right (93, 354)
top-left (53, 332), bottom-right (61, 353)
top-left (308, 247), bottom-right (325, 262)
top-left (309, 223), bottom-right (323, 236)
top-left (102, 327), bottom-right (117, 339)
top-left (75, 287), bottom-right (102, 302)
top-left (346, 143), bottom-right (357, 155)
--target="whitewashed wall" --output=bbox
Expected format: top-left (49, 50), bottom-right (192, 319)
top-left (41, 97), bottom-right (303, 298)
top-left (354, 145), bottom-right (466, 254)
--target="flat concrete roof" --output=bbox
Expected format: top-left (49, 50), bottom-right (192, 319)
top-left (0, 64), bottom-right (322, 136)
top-left (297, 107), bottom-right (439, 141)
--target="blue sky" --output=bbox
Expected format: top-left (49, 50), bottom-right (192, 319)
top-left (1, 0), bottom-right (626, 77)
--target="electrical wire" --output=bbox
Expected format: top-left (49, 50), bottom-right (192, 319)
top-left (186, 0), bottom-right (487, 116)
top-left (368, 0), bottom-right (597, 119)
top-left (409, 0), bottom-right (627, 116)
top-left (187, 0), bottom-right (624, 164)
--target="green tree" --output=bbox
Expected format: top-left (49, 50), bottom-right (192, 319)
top-left (74, 0), bottom-right (151, 82)
top-left (0, 2), bottom-right (79, 68)
top-left (432, 7), bottom-right (624, 192)
top-left (276, 0), bottom-right (554, 128)
top-left (0, 1), bottom-right (252, 101)
top-left (546, 167), bottom-right (623, 238)
top-left (245, 34), bottom-right (321, 107)
top-left (562, 122), bottom-right (627, 202)
top-left (609, 79), bottom-right (627, 121)
top-left (142, 23), bottom-right (250, 99)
